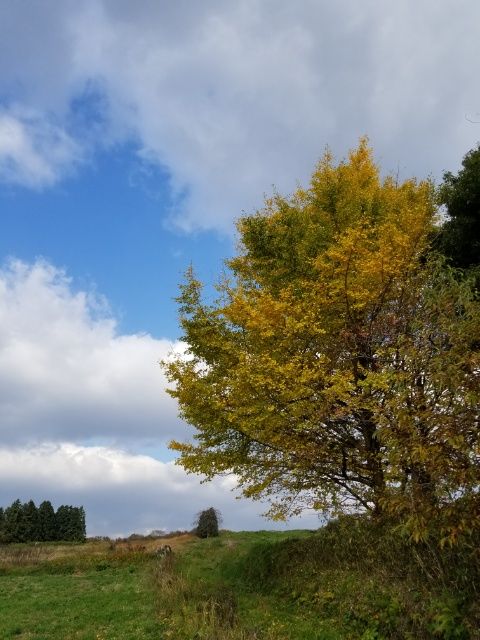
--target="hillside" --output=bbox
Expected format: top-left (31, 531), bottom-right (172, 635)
top-left (0, 519), bottom-right (478, 639)
top-left (155, 519), bottom-right (479, 639)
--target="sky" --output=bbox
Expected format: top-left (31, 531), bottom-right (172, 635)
top-left (1, 0), bottom-right (480, 537)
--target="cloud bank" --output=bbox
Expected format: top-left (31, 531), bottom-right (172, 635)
top-left (0, 443), bottom-right (322, 536)
top-left (1, 1), bottom-right (479, 230)
top-left (0, 259), bottom-right (182, 446)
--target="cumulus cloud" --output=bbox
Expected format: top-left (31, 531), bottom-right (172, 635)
top-left (0, 443), bottom-right (322, 536)
top-left (0, 258), bottom-right (183, 446)
top-left (1, 1), bottom-right (479, 228)
top-left (0, 260), bottom-right (323, 535)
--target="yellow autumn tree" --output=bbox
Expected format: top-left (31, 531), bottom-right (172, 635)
top-left (164, 140), bottom-right (479, 535)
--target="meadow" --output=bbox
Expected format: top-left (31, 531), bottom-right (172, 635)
top-left (1, 520), bottom-right (478, 639)
top-left (0, 537), bottom-right (171, 639)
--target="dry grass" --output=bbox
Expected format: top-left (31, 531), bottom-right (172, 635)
top-left (0, 544), bottom-right (55, 567)
top-left (0, 533), bottom-right (195, 571)
top-left (111, 532), bottom-right (195, 555)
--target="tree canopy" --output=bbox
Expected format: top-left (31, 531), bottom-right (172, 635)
top-left (437, 143), bottom-right (480, 270)
top-left (164, 140), bottom-right (480, 542)
top-left (0, 499), bottom-right (86, 543)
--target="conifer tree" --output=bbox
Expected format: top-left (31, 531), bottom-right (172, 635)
top-left (38, 500), bottom-right (56, 541)
top-left (0, 507), bottom-right (5, 542)
top-left (54, 505), bottom-right (86, 541)
top-left (55, 505), bottom-right (70, 541)
top-left (3, 499), bottom-right (24, 542)
top-left (23, 500), bottom-right (40, 542)
top-left (438, 143), bottom-right (480, 270)
top-left (75, 506), bottom-right (87, 542)
top-left (0, 500), bottom-right (86, 543)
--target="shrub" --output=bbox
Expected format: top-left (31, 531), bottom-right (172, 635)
top-left (195, 508), bottom-right (221, 539)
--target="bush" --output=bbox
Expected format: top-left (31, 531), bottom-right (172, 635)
top-left (195, 508), bottom-right (221, 539)
top-left (230, 516), bottom-right (480, 638)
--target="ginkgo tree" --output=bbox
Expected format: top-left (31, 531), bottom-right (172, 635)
top-left (164, 140), bottom-right (479, 538)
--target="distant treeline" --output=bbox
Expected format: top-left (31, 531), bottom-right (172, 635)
top-left (0, 500), bottom-right (86, 543)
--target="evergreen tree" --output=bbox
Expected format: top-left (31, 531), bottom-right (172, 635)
top-left (3, 499), bottom-right (24, 542)
top-left (38, 501), bottom-right (56, 541)
top-left (437, 144), bottom-right (480, 270)
top-left (0, 499), bottom-right (86, 543)
top-left (23, 500), bottom-right (40, 542)
top-left (54, 505), bottom-right (86, 541)
top-left (0, 507), bottom-right (5, 542)
top-left (75, 506), bottom-right (86, 542)
top-left (55, 505), bottom-right (70, 541)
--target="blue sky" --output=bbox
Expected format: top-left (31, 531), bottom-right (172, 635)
top-left (1, 0), bottom-right (480, 536)
top-left (0, 142), bottom-right (232, 338)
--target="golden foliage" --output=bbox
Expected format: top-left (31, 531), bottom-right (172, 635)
top-left (163, 140), bottom-right (479, 541)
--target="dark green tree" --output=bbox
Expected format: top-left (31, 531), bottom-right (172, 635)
top-left (0, 500), bottom-right (86, 543)
top-left (0, 507), bottom-right (5, 542)
top-left (437, 143), bottom-right (480, 270)
top-left (69, 506), bottom-right (86, 542)
top-left (23, 500), bottom-right (40, 542)
top-left (55, 505), bottom-right (86, 542)
top-left (195, 507), bottom-right (221, 538)
top-left (3, 499), bottom-right (24, 542)
top-left (78, 506), bottom-right (86, 541)
top-left (55, 505), bottom-right (71, 541)
top-left (38, 500), bottom-right (56, 541)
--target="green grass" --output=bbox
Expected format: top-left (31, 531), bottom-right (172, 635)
top-left (1, 522), bottom-right (478, 639)
top-left (154, 521), bottom-right (480, 639)
top-left (155, 532), bottom-right (317, 640)
top-left (0, 543), bottom-right (162, 640)
top-left (0, 570), bottom-right (161, 639)
top-left (155, 530), bottom-right (348, 639)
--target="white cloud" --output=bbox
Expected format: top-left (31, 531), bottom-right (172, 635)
top-left (0, 259), bottom-right (183, 445)
top-left (0, 260), bottom-right (325, 534)
top-left (1, 1), bottom-right (480, 228)
top-left (0, 109), bottom-right (81, 188)
top-left (0, 443), bottom-right (322, 536)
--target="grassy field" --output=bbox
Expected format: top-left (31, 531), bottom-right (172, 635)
top-left (1, 521), bottom-right (479, 639)
top-left (0, 536), bottom-right (191, 640)
top-left (153, 520), bottom-right (479, 639)
top-left (155, 530), bottom-right (342, 639)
